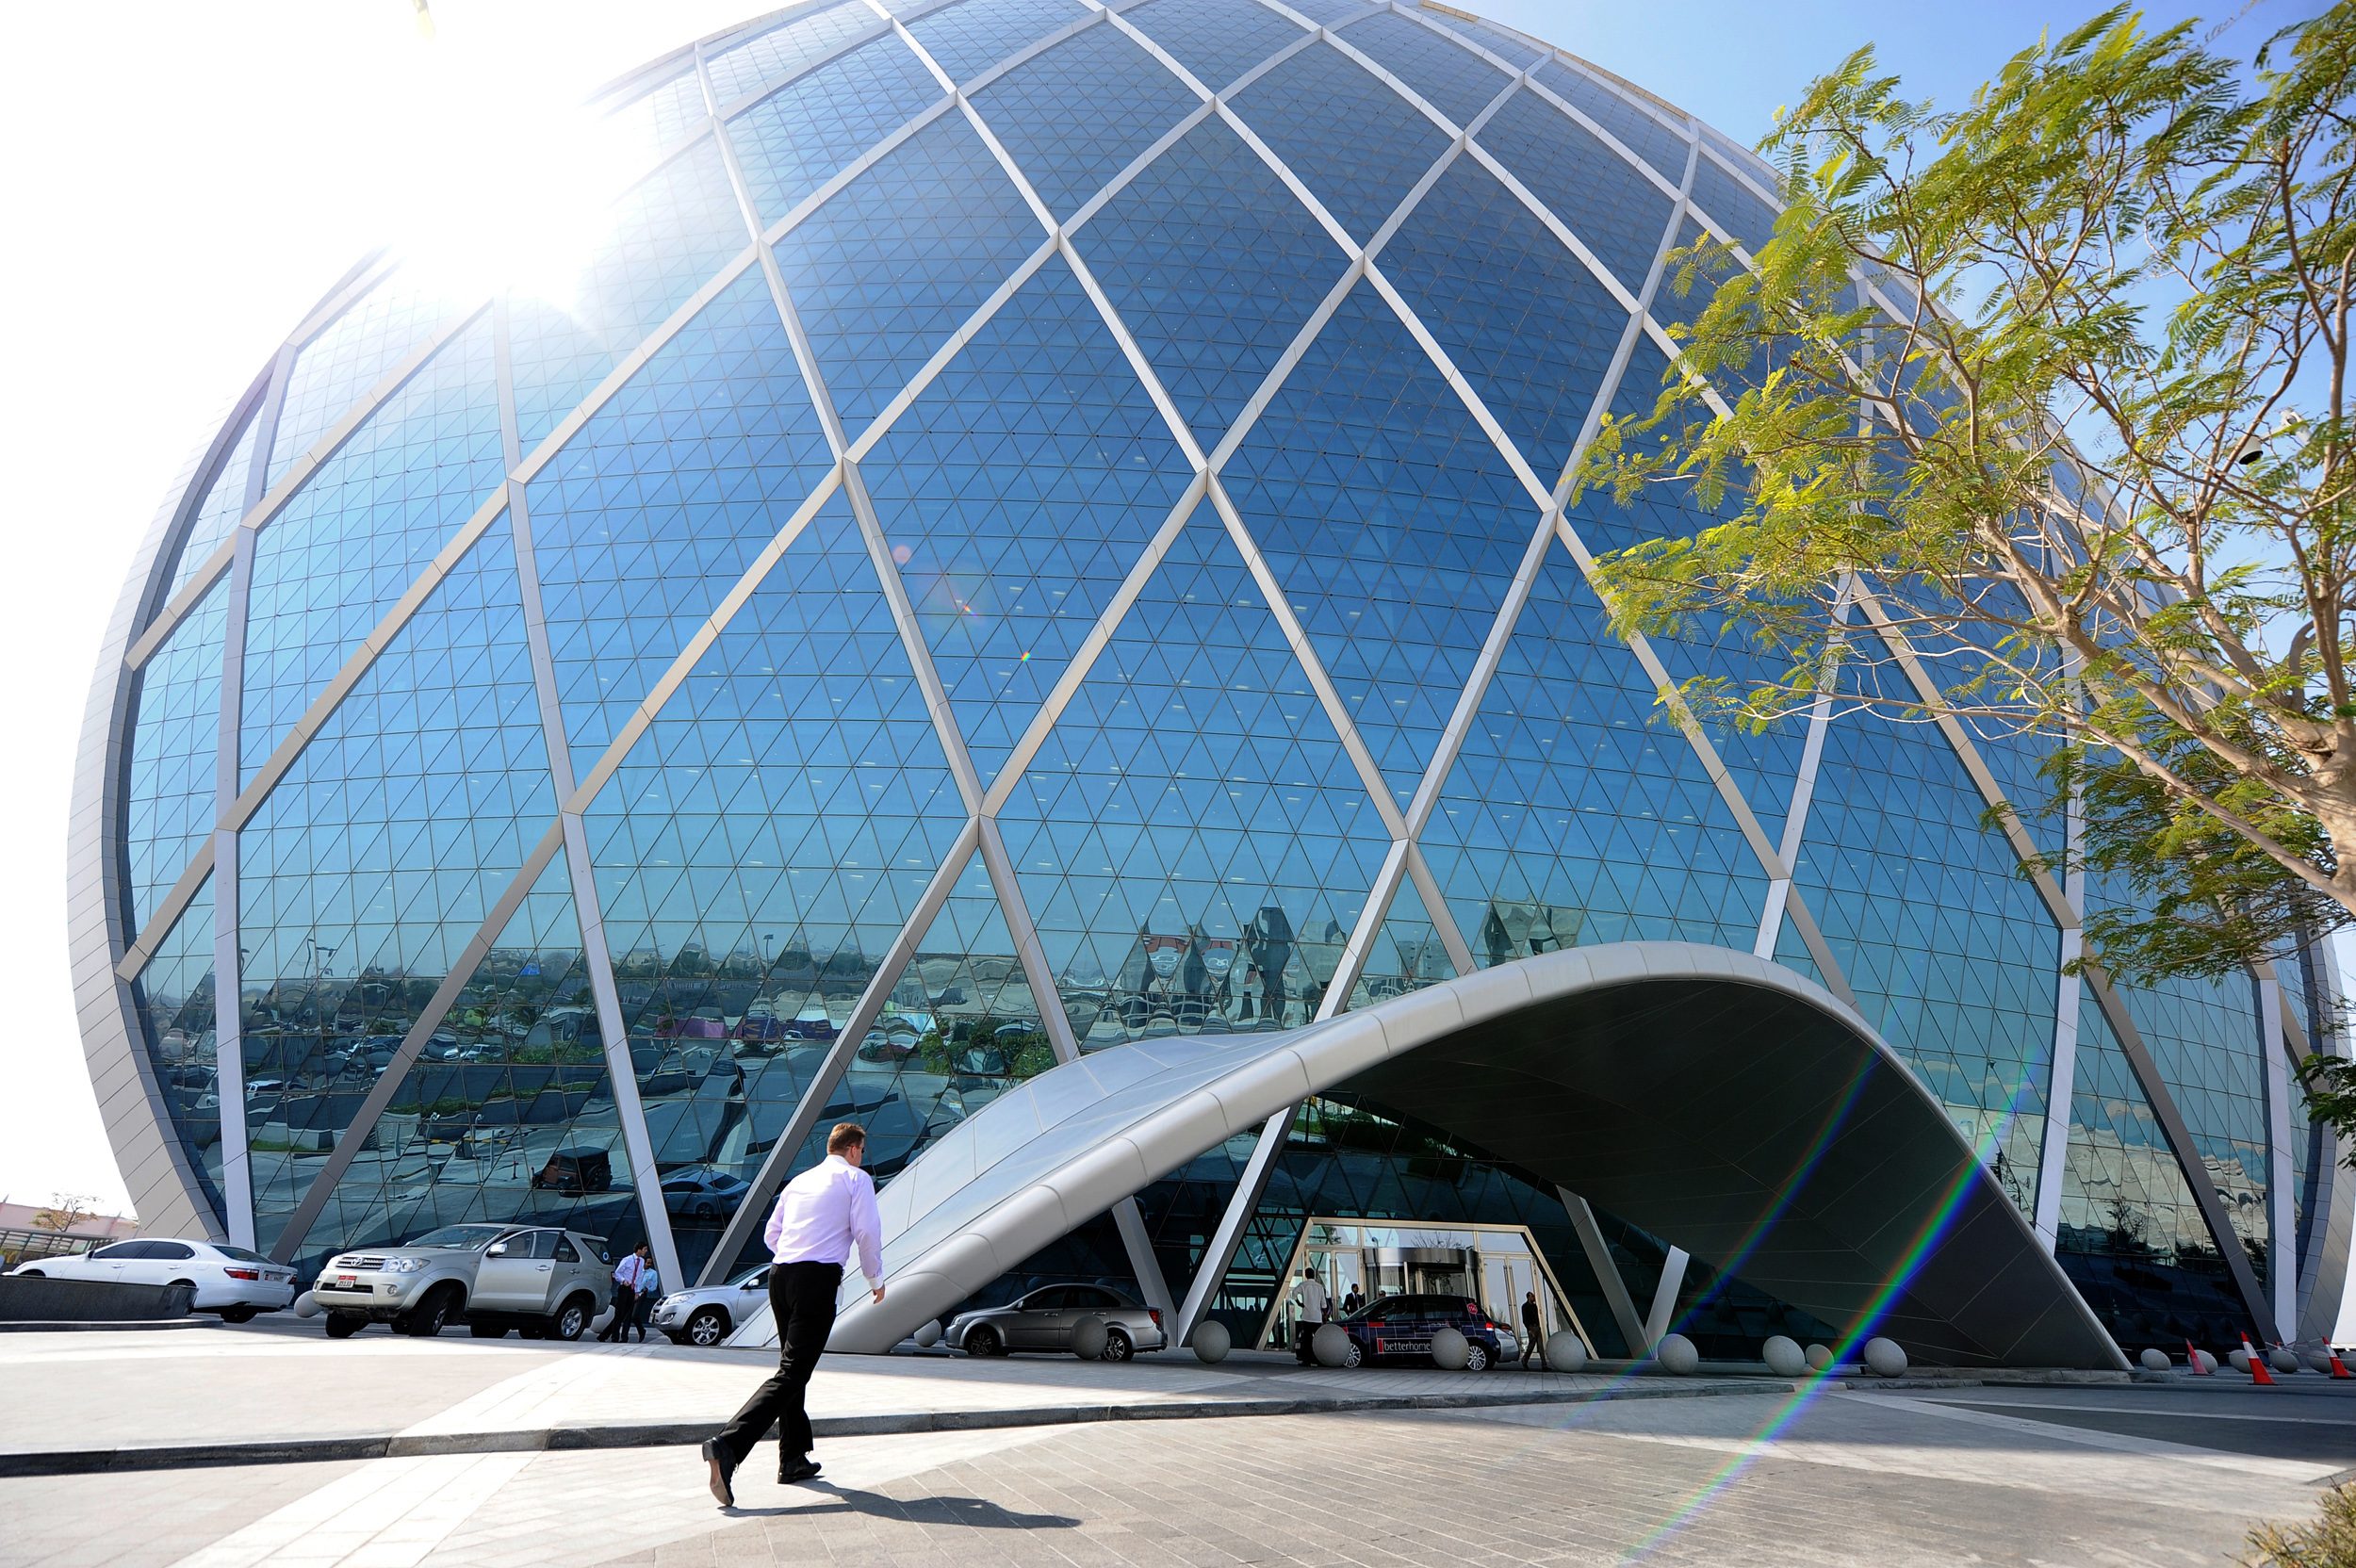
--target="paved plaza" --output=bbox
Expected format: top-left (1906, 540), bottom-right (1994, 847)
top-left (2, 1319), bottom-right (2352, 1566)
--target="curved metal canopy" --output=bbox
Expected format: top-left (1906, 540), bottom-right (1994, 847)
top-left (764, 942), bottom-right (2123, 1369)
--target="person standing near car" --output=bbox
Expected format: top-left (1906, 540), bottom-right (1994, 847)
top-left (600, 1244), bottom-right (650, 1343)
top-left (1520, 1290), bottom-right (1545, 1369)
top-left (632, 1256), bottom-right (662, 1343)
top-left (1290, 1266), bottom-right (1330, 1364)
top-left (703, 1122), bottom-right (883, 1506)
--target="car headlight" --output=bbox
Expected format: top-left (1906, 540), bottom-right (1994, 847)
top-left (387, 1258), bottom-right (430, 1274)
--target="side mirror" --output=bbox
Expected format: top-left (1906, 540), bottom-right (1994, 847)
top-left (485, 1242), bottom-right (509, 1257)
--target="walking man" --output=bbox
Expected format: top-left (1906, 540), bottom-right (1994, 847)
top-left (600, 1243), bottom-right (649, 1343)
top-left (1520, 1289), bottom-right (1545, 1369)
top-left (703, 1123), bottom-right (884, 1506)
top-left (1290, 1266), bottom-right (1330, 1364)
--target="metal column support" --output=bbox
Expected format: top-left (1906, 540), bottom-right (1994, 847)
top-left (1642, 1246), bottom-right (1690, 1348)
top-left (1171, 1104), bottom-right (1299, 1349)
top-left (1558, 1187), bottom-right (1647, 1356)
top-left (2259, 972), bottom-right (2298, 1338)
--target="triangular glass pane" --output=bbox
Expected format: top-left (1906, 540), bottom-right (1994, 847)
top-left (594, 68), bottom-right (708, 184)
top-left (1472, 87), bottom-right (1675, 316)
top-left (706, 0), bottom-right (878, 110)
top-left (1691, 152), bottom-right (1777, 257)
top-left (1228, 41), bottom-right (1451, 245)
top-left (729, 33), bottom-right (943, 230)
top-left (1121, 0), bottom-right (1306, 95)
top-left (124, 577), bottom-right (227, 933)
top-left (997, 502), bottom-right (1392, 1045)
top-left (1786, 623), bottom-right (2057, 1217)
top-left (1343, 870), bottom-right (1456, 1011)
top-left (583, 489), bottom-right (969, 1276)
top-left (1074, 114), bottom-right (1350, 451)
top-left (130, 875), bottom-right (224, 1220)
top-left (1219, 281), bottom-right (1532, 808)
top-left (1416, 8), bottom-right (1548, 71)
top-left (1531, 59), bottom-right (1687, 188)
top-left (530, 269), bottom-right (835, 782)
top-left (165, 411), bottom-right (259, 600)
top-left (1376, 151), bottom-right (1629, 483)
top-left (2055, 993), bottom-right (2260, 1347)
top-left (239, 515), bottom-right (559, 1252)
top-left (508, 137), bottom-right (753, 453)
top-left (970, 24), bottom-right (1199, 221)
top-left (862, 253), bottom-right (1195, 786)
top-left (1420, 533), bottom-right (1770, 966)
top-left (1337, 13), bottom-right (1511, 128)
top-left (772, 110), bottom-right (1044, 434)
top-left (268, 269), bottom-right (469, 489)
top-left (240, 314), bottom-right (506, 778)
top-left (285, 854), bottom-right (656, 1282)
top-left (904, 0), bottom-right (1089, 86)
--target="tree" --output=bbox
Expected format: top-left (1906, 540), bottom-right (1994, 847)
top-left (1576, 6), bottom-right (2356, 1141)
top-left (30, 1193), bottom-right (100, 1234)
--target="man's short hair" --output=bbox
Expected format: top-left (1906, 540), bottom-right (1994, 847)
top-left (826, 1122), bottom-right (867, 1155)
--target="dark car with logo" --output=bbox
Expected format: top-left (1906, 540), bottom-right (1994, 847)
top-left (1333, 1293), bottom-right (1517, 1371)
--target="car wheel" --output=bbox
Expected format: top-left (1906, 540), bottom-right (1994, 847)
top-left (1465, 1342), bottom-right (1491, 1373)
top-left (1104, 1329), bottom-right (1134, 1363)
top-left (548, 1294), bottom-right (594, 1342)
top-left (17, 1269), bottom-right (41, 1277)
top-left (964, 1324), bottom-right (1002, 1358)
top-left (693, 1201), bottom-right (716, 1219)
top-left (218, 1307), bottom-right (258, 1324)
top-left (1342, 1338), bottom-right (1363, 1369)
top-left (399, 1287), bottom-right (457, 1337)
top-left (469, 1321), bottom-right (509, 1338)
top-left (686, 1307), bottom-right (729, 1348)
top-left (325, 1312), bottom-right (367, 1339)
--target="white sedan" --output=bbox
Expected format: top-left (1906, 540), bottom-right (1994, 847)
top-left (8, 1238), bottom-right (299, 1320)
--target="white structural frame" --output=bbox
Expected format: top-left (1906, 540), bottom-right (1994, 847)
top-left (77, 0), bottom-right (2345, 1346)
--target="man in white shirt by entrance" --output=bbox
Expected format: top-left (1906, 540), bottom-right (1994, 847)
top-left (704, 1122), bottom-right (884, 1505)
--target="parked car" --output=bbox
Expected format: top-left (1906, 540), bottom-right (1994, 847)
top-left (310, 1223), bottom-right (611, 1340)
top-left (946, 1284), bottom-right (1166, 1361)
top-left (1331, 1293), bottom-right (1517, 1371)
top-left (649, 1264), bottom-right (769, 1347)
top-left (661, 1168), bottom-right (749, 1218)
top-left (8, 1238), bottom-right (299, 1322)
top-left (532, 1147), bottom-right (612, 1195)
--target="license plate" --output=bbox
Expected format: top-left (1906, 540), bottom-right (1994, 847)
top-left (336, 1274), bottom-right (357, 1285)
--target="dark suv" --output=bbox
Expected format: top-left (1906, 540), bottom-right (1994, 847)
top-left (1333, 1293), bottom-right (1518, 1371)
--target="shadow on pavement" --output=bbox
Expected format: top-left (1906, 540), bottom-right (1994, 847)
top-left (724, 1485), bottom-right (1079, 1529)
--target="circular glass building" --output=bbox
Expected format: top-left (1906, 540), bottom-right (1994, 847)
top-left (76, 0), bottom-right (2347, 1362)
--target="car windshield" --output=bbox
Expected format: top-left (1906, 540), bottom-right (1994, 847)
top-left (405, 1225), bottom-right (512, 1251)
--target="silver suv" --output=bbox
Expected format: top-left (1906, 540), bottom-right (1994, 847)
top-left (312, 1223), bottom-right (612, 1341)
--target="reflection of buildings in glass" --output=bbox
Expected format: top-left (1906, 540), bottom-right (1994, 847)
top-left (1478, 900), bottom-right (1583, 970)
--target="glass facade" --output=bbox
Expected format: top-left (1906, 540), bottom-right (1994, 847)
top-left (91, 0), bottom-right (2322, 1347)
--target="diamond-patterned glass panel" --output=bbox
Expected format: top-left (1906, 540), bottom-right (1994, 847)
top-left (1416, 8), bottom-right (1547, 69)
top-left (238, 519), bottom-right (557, 1253)
top-left (1336, 13), bottom-right (1510, 128)
top-left (131, 877), bottom-right (225, 1216)
top-left (1474, 88), bottom-right (1676, 303)
top-left (267, 272), bottom-right (467, 489)
top-left (1228, 41), bottom-right (1452, 245)
top-left (530, 270), bottom-right (836, 783)
top-left (970, 24), bottom-right (1200, 220)
top-left (1533, 59), bottom-right (1688, 186)
top-left (906, 0), bottom-right (1091, 85)
top-left (125, 578), bottom-right (227, 933)
top-left (728, 33), bottom-right (944, 230)
top-left (706, 0), bottom-right (879, 109)
top-left (1219, 283), bottom-right (1532, 807)
top-left (1343, 871), bottom-right (1455, 1012)
top-left (998, 504), bottom-right (1392, 1043)
top-left (241, 316), bottom-right (506, 778)
top-left (862, 254), bottom-right (1197, 785)
top-left (166, 413), bottom-right (260, 599)
top-left (1075, 114), bottom-right (1349, 450)
top-left (507, 137), bottom-right (753, 454)
top-left (1692, 151), bottom-right (1777, 256)
top-left (770, 111), bottom-right (1045, 434)
top-left (598, 69), bottom-right (710, 180)
top-left (1421, 535), bottom-right (1771, 963)
top-left (1121, 0), bottom-right (1306, 93)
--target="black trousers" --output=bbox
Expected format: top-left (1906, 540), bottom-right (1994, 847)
top-left (714, 1261), bottom-right (840, 1471)
top-left (598, 1283), bottom-right (636, 1341)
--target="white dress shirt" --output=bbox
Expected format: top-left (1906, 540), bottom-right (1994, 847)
top-left (764, 1153), bottom-right (884, 1282)
top-left (613, 1253), bottom-right (646, 1289)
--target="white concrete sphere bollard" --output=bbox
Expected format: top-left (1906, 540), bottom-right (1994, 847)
top-left (293, 1290), bottom-right (321, 1319)
top-left (912, 1319), bottom-right (942, 1348)
top-left (2268, 1347), bottom-right (2299, 1374)
top-left (1312, 1322), bottom-right (1352, 1367)
top-left (1190, 1320), bottom-right (1232, 1364)
top-left (1654, 1333), bottom-right (1699, 1375)
top-left (2193, 1348), bottom-right (2218, 1374)
top-left (1803, 1343), bottom-right (1834, 1371)
top-left (2229, 1347), bottom-right (2252, 1372)
top-left (2302, 1347), bottom-right (2333, 1374)
top-left (1762, 1335), bottom-right (1808, 1377)
top-left (1544, 1330), bottom-right (1588, 1373)
top-left (1070, 1315), bottom-right (1108, 1360)
top-left (1429, 1325), bottom-right (1470, 1370)
top-left (1862, 1337), bottom-right (1907, 1378)
top-left (2137, 1348), bottom-right (2170, 1371)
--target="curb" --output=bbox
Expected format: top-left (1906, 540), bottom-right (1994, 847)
top-left (0, 1378), bottom-right (1805, 1478)
top-left (0, 1317), bottom-right (205, 1334)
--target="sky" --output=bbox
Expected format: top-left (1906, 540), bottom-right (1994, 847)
top-left (0, 0), bottom-right (2331, 1315)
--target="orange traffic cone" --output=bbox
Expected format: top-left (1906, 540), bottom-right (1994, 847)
top-left (2242, 1332), bottom-right (2275, 1385)
top-left (2327, 1346), bottom-right (2352, 1380)
top-left (2184, 1339), bottom-right (2211, 1374)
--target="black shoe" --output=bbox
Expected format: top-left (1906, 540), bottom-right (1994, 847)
top-left (779, 1457), bottom-right (823, 1485)
top-left (702, 1440), bottom-right (735, 1507)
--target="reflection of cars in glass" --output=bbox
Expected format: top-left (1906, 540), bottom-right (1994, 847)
top-left (8, 1238), bottom-right (298, 1321)
top-left (311, 1224), bottom-right (611, 1341)
top-left (662, 1168), bottom-right (748, 1217)
top-left (650, 1264), bottom-right (769, 1347)
top-left (532, 1147), bottom-right (613, 1195)
top-left (945, 1284), bottom-right (1166, 1361)
top-left (1331, 1294), bottom-right (1516, 1371)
